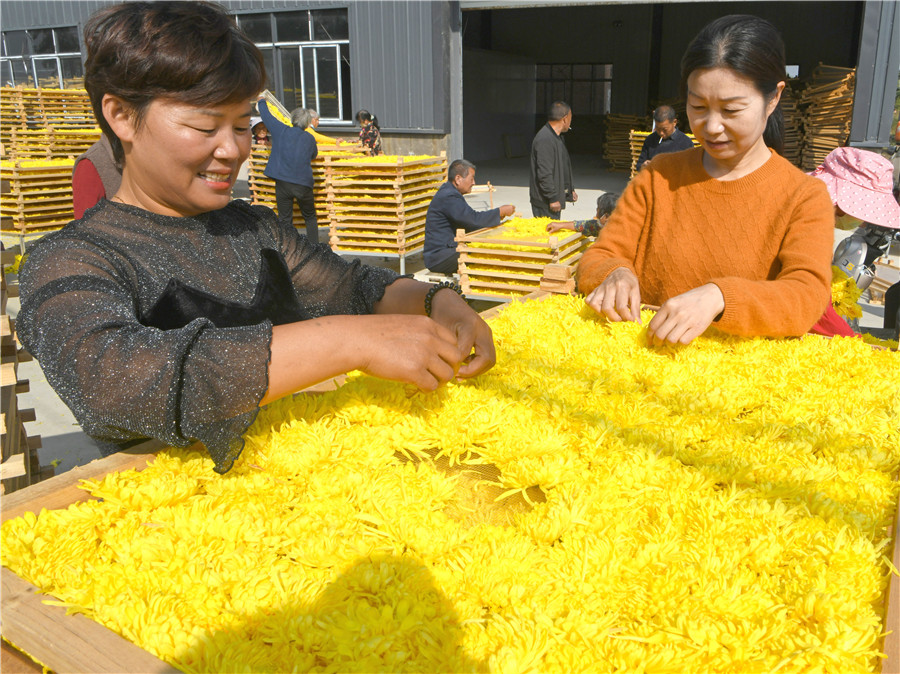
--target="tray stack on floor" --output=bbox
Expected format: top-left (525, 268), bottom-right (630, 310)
top-left (325, 154), bottom-right (446, 264)
top-left (2, 127), bottom-right (100, 160)
top-left (780, 81), bottom-right (803, 168)
top-left (246, 141), bottom-right (368, 231)
top-left (799, 65), bottom-right (856, 170)
top-left (456, 217), bottom-right (590, 301)
top-left (1, 246), bottom-right (52, 494)
top-left (0, 87), bottom-right (94, 130)
top-left (1, 159), bottom-right (75, 232)
top-left (603, 114), bottom-right (649, 171)
top-left (628, 130), bottom-right (701, 177)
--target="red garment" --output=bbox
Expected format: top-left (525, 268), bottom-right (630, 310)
top-left (72, 159), bottom-right (106, 219)
top-left (809, 304), bottom-right (856, 337)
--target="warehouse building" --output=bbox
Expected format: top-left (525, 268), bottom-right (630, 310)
top-left (1, 0), bottom-right (897, 159)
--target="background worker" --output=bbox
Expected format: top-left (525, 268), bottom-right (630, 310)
top-left (250, 117), bottom-right (269, 146)
top-left (547, 192), bottom-right (620, 237)
top-left (424, 159), bottom-right (516, 274)
top-left (356, 109), bottom-right (383, 156)
top-left (807, 147), bottom-right (900, 337)
top-left (529, 101), bottom-right (577, 218)
top-left (635, 105), bottom-right (695, 171)
top-left (259, 101), bottom-right (319, 242)
top-left (71, 133), bottom-right (122, 218)
top-left (309, 109), bottom-right (320, 128)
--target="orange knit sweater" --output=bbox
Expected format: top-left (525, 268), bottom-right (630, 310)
top-left (577, 148), bottom-right (834, 337)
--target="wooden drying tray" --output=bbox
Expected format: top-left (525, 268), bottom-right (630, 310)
top-left (1, 321), bottom-right (899, 674)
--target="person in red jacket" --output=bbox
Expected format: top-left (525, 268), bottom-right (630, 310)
top-left (71, 133), bottom-right (122, 219)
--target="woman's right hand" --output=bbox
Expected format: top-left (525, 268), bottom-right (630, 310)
top-left (354, 314), bottom-right (463, 391)
top-left (584, 267), bottom-right (642, 322)
top-left (546, 221), bottom-right (574, 233)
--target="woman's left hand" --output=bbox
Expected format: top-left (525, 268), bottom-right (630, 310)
top-left (647, 283), bottom-right (725, 346)
top-left (429, 289), bottom-right (496, 378)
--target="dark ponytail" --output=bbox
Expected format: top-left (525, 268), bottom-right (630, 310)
top-left (680, 15), bottom-right (786, 155)
top-left (355, 109), bottom-right (380, 130)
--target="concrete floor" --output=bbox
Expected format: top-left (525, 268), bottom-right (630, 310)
top-left (3, 155), bottom-right (896, 476)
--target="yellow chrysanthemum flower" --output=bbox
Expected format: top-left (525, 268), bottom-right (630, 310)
top-left (2, 295), bottom-right (898, 673)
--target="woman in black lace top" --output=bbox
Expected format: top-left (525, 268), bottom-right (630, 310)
top-left (17, 1), bottom-right (495, 474)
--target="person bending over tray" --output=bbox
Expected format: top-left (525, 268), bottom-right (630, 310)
top-left (577, 14), bottom-right (833, 346)
top-left (546, 192), bottom-right (620, 238)
top-left (16, 1), bottom-right (495, 475)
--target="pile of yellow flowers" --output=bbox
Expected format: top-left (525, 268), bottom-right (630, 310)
top-left (3, 295), bottom-right (899, 673)
top-left (830, 265), bottom-right (864, 320)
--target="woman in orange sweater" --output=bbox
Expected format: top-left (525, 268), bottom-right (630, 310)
top-left (577, 15), bottom-right (833, 345)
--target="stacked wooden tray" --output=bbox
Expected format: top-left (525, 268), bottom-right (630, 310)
top-left (1, 159), bottom-right (75, 232)
top-left (2, 127), bottom-right (101, 160)
top-left (628, 130), bottom-right (701, 177)
top-left (456, 217), bottom-right (590, 301)
top-left (799, 64), bottom-right (856, 170)
top-left (780, 81), bottom-right (803, 168)
top-left (1, 245), bottom-right (51, 494)
top-left (325, 154), bottom-right (446, 264)
top-left (603, 114), bottom-right (649, 171)
top-left (246, 141), bottom-right (367, 231)
top-left (0, 87), bottom-right (95, 130)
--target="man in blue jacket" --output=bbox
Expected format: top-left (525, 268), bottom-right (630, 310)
top-left (258, 100), bottom-right (319, 242)
top-left (424, 159), bottom-right (516, 274)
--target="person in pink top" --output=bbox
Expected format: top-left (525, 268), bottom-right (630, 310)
top-left (808, 147), bottom-right (900, 337)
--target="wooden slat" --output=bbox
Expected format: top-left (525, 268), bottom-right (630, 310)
top-left (1, 568), bottom-right (178, 674)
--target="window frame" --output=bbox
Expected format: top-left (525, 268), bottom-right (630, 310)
top-left (235, 8), bottom-right (352, 125)
top-left (1, 26), bottom-right (83, 89)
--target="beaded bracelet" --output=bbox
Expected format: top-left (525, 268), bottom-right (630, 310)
top-left (424, 281), bottom-right (465, 317)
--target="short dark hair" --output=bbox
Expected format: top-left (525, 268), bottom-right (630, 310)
top-left (680, 15), bottom-right (786, 155)
top-left (653, 105), bottom-right (677, 123)
top-left (83, 1), bottom-right (266, 165)
top-left (448, 159), bottom-right (475, 183)
top-left (548, 101), bottom-right (571, 121)
top-left (596, 192), bottom-right (620, 218)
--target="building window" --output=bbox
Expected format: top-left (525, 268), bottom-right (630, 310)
top-left (236, 8), bottom-right (351, 124)
top-left (536, 64), bottom-right (613, 116)
top-left (1, 26), bottom-right (82, 88)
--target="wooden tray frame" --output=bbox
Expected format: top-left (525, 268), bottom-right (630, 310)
top-left (1, 316), bottom-right (898, 673)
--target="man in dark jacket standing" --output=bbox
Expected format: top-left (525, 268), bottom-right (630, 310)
top-left (424, 159), bottom-right (516, 274)
top-left (529, 101), bottom-right (577, 218)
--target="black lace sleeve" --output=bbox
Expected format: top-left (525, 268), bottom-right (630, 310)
top-left (17, 210), bottom-right (272, 473)
top-left (244, 202), bottom-right (400, 316)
